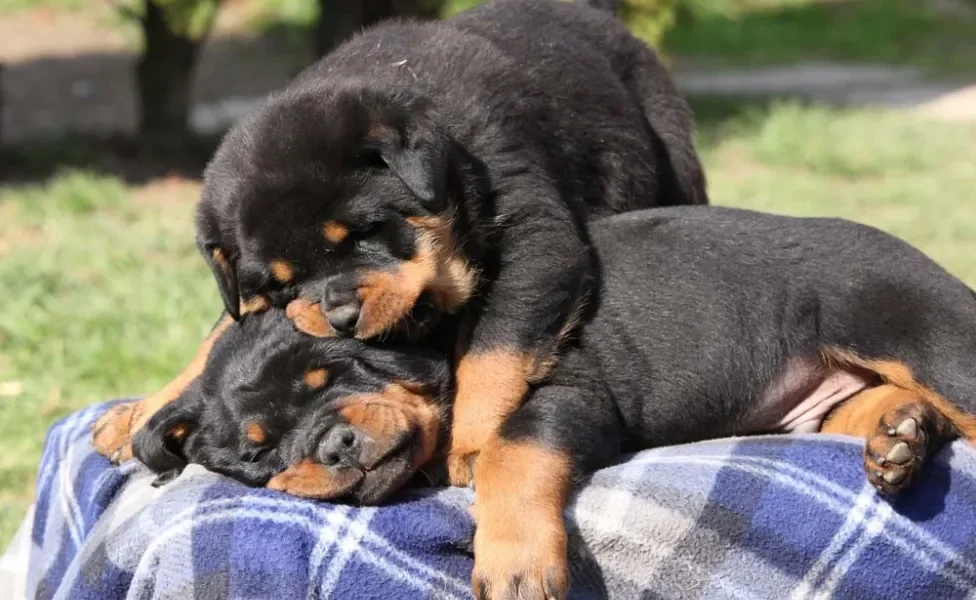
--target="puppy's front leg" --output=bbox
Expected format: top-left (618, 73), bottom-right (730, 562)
top-left (448, 200), bottom-right (591, 486)
top-left (470, 377), bottom-right (621, 600)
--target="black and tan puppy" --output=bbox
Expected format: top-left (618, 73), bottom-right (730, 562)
top-left (132, 207), bottom-right (976, 600)
top-left (132, 305), bottom-right (454, 505)
top-left (193, 0), bottom-right (708, 485)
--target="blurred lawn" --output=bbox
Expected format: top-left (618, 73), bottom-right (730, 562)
top-left (667, 0), bottom-right (976, 75)
top-left (2, 101), bottom-right (975, 546)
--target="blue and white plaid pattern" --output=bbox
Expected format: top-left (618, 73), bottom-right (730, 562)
top-left (4, 401), bottom-right (976, 599)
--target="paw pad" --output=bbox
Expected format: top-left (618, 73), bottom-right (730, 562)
top-left (865, 413), bottom-right (927, 495)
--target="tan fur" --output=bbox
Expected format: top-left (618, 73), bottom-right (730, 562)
top-left (246, 422), bottom-right (267, 444)
top-left (170, 423), bottom-right (189, 441)
top-left (471, 439), bottom-right (571, 599)
top-left (355, 214), bottom-right (476, 339)
top-left (92, 315), bottom-right (237, 461)
top-left (822, 382), bottom-right (956, 492)
top-left (240, 295), bottom-right (271, 315)
top-left (406, 215), bottom-right (477, 313)
top-left (447, 350), bottom-right (535, 485)
top-left (303, 368), bottom-right (329, 389)
top-left (270, 260), bottom-right (294, 283)
top-left (338, 383), bottom-right (442, 470)
top-left (323, 221), bottom-right (349, 244)
top-left (285, 298), bottom-right (335, 337)
top-left (212, 247), bottom-right (233, 282)
top-left (266, 459), bottom-right (363, 499)
top-left (822, 384), bottom-right (912, 437)
top-left (822, 347), bottom-right (976, 442)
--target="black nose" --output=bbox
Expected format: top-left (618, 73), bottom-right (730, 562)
top-left (325, 303), bottom-right (360, 336)
top-left (318, 424), bottom-right (360, 468)
top-left (323, 284), bottom-right (360, 336)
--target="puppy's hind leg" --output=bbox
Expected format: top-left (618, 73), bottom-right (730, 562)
top-left (822, 384), bottom-right (970, 494)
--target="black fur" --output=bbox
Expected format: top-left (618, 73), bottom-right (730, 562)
top-left (132, 308), bottom-right (454, 501)
top-left (501, 207), bottom-right (976, 478)
top-left (139, 206), bottom-right (976, 492)
top-left (135, 206), bottom-right (976, 600)
top-left (195, 0), bottom-right (706, 382)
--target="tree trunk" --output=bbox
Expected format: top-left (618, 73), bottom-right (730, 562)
top-left (136, 0), bottom-right (207, 146)
top-left (314, 0), bottom-right (444, 58)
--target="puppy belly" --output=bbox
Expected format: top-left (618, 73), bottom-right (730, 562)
top-left (747, 356), bottom-right (871, 434)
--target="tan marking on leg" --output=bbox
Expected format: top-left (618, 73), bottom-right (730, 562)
top-left (266, 459), bottom-right (363, 499)
top-left (323, 221), bottom-right (349, 244)
top-left (821, 347), bottom-right (976, 441)
top-left (471, 439), bottom-right (571, 600)
top-left (824, 384), bottom-right (954, 494)
top-left (823, 385), bottom-right (914, 437)
top-left (92, 402), bottom-right (139, 458)
top-left (447, 350), bottom-right (534, 486)
top-left (270, 260), bottom-right (294, 283)
top-left (821, 348), bottom-right (976, 494)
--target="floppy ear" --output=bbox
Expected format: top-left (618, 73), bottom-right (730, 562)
top-left (131, 387), bottom-right (203, 479)
top-left (203, 246), bottom-right (241, 321)
top-left (366, 105), bottom-right (448, 212)
top-left (196, 204), bottom-right (241, 320)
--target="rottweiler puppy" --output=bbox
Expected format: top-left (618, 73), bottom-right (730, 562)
top-left (189, 0), bottom-right (708, 485)
top-left (131, 304), bottom-right (454, 505)
top-left (130, 207), bottom-right (976, 600)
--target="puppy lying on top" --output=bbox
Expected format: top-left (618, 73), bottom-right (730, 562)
top-left (130, 206), bottom-right (976, 600)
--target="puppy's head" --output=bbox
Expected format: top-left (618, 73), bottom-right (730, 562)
top-left (132, 307), bottom-right (453, 504)
top-left (196, 82), bottom-right (480, 340)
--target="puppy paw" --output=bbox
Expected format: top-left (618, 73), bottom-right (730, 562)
top-left (286, 298), bottom-right (335, 337)
top-left (472, 529), bottom-right (569, 600)
top-left (865, 410), bottom-right (927, 494)
top-left (91, 401), bottom-right (141, 464)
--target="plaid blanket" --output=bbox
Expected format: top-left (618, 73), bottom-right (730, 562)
top-left (4, 401), bottom-right (976, 600)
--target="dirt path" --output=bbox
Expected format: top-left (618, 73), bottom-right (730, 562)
top-left (0, 5), bottom-right (308, 144)
top-left (675, 63), bottom-right (976, 120)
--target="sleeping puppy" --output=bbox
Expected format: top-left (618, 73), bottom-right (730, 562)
top-left (132, 305), bottom-right (454, 505)
top-left (191, 0), bottom-right (708, 486)
top-left (132, 207), bottom-right (976, 600)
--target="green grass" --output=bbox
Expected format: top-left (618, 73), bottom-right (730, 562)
top-left (667, 0), bottom-right (976, 75)
top-left (2, 102), bottom-right (976, 549)
top-left (0, 171), bottom-right (218, 546)
top-left (0, 0), bottom-right (83, 14)
top-left (694, 99), bottom-right (976, 283)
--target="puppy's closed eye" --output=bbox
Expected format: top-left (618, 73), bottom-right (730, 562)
top-left (241, 447), bottom-right (272, 463)
top-left (356, 148), bottom-right (389, 171)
